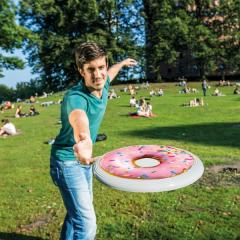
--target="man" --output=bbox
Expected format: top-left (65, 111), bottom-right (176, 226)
top-left (202, 79), bottom-right (208, 96)
top-left (50, 42), bottom-right (137, 240)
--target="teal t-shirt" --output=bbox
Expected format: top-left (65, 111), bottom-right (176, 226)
top-left (51, 76), bottom-right (110, 162)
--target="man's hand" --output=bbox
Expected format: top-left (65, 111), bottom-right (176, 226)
top-left (73, 133), bottom-right (93, 165)
top-left (108, 58), bottom-right (138, 82)
top-left (120, 58), bottom-right (138, 67)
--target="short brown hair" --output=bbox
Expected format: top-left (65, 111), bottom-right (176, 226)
top-left (75, 42), bottom-right (107, 69)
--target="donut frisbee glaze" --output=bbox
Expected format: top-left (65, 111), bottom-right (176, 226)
top-left (93, 145), bottom-right (204, 192)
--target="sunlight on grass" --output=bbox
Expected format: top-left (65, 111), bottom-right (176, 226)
top-left (0, 83), bottom-right (239, 239)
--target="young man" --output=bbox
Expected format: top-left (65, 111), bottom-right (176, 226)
top-left (50, 42), bottom-right (137, 240)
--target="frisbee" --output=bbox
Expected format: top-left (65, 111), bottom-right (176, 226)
top-left (93, 145), bottom-right (204, 192)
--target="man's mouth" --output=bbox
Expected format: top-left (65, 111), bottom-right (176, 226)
top-left (93, 78), bottom-right (103, 84)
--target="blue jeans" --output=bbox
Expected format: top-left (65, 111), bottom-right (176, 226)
top-left (50, 160), bottom-right (96, 240)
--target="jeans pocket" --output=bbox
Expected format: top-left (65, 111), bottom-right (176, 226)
top-left (63, 160), bottom-right (91, 169)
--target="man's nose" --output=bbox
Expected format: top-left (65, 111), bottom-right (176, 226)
top-left (93, 69), bottom-right (101, 78)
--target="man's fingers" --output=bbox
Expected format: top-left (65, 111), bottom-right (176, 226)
top-left (128, 59), bottom-right (138, 66)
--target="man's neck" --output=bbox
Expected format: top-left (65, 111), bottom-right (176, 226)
top-left (87, 86), bottom-right (103, 99)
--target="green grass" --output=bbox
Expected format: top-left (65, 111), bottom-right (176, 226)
top-left (0, 83), bottom-right (239, 240)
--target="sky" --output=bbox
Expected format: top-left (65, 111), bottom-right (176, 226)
top-left (0, 49), bottom-right (36, 89)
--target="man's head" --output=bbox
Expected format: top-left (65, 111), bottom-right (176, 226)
top-left (75, 42), bottom-right (108, 91)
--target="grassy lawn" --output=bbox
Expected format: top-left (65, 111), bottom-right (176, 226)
top-left (0, 82), bottom-right (239, 240)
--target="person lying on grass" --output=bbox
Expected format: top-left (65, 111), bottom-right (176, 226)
top-left (182, 98), bottom-right (204, 107)
top-left (50, 42), bottom-right (137, 240)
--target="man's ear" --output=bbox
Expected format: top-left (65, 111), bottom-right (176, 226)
top-left (78, 67), bottom-right (84, 77)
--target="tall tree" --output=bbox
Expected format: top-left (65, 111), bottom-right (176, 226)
top-left (0, 0), bottom-right (26, 79)
top-left (143, 0), bottom-right (190, 82)
top-left (187, 0), bottom-right (220, 79)
top-left (19, 0), bottom-right (103, 90)
top-left (98, 0), bottom-right (145, 81)
top-left (212, 0), bottom-right (240, 80)
top-left (19, 0), bottom-right (144, 90)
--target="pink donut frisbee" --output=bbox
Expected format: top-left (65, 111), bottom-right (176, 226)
top-left (93, 145), bottom-right (204, 192)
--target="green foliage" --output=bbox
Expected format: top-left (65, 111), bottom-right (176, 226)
top-left (2, 0), bottom-right (239, 88)
top-left (18, 0), bottom-right (145, 90)
top-left (0, 0), bottom-right (26, 77)
top-left (0, 84), bottom-right (15, 102)
top-left (211, 1), bottom-right (240, 79)
top-left (144, 0), bottom-right (191, 81)
top-left (15, 79), bottom-right (43, 99)
top-left (143, 0), bottom-right (240, 81)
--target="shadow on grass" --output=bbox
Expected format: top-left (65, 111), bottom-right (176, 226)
top-left (122, 122), bottom-right (240, 148)
top-left (0, 232), bottom-right (46, 240)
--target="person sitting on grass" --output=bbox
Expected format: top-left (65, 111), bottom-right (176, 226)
top-left (156, 88), bottom-right (164, 96)
top-left (3, 101), bottom-right (13, 110)
top-left (108, 89), bottom-right (118, 99)
top-left (212, 88), bottom-right (225, 96)
top-left (145, 102), bottom-right (157, 117)
top-left (15, 105), bottom-right (26, 118)
top-left (136, 98), bottom-right (149, 117)
top-left (129, 87), bottom-right (136, 96)
top-left (182, 98), bottom-right (204, 107)
top-left (149, 89), bottom-right (156, 97)
top-left (30, 95), bottom-right (36, 103)
top-left (130, 98), bottom-right (150, 117)
top-left (233, 86), bottom-right (240, 95)
top-left (0, 119), bottom-right (17, 136)
top-left (29, 105), bottom-right (40, 116)
top-left (129, 96), bottom-right (137, 107)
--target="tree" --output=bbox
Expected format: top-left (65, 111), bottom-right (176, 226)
top-left (143, 0), bottom-right (191, 82)
top-left (98, 0), bottom-right (145, 82)
top-left (186, 0), bottom-right (220, 79)
top-left (19, 0), bottom-right (145, 90)
top-left (0, 84), bottom-right (15, 103)
top-left (212, 0), bottom-right (240, 80)
top-left (0, 0), bottom-right (26, 78)
top-left (15, 79), bottom-right (42, 99)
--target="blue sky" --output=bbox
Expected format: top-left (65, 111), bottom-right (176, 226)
top-left (0, 49), bottom-right (36, 89)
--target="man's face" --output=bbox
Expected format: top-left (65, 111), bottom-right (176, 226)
top-left (79, 56), bottom-right (108, 91)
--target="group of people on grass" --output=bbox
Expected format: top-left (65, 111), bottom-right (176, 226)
top-left (129, 96), bottom-right (155, 117)
top-left (149, 88), bottom-right (164, 97)
top-left (15, 105), bottom-right (39, 118)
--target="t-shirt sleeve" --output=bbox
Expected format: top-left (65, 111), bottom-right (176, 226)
top-left (104, 75), bottom-right (111, 91)
top-left (66, 93), bottom-right (88, 116)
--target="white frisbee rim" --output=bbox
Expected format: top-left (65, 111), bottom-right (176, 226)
top-left (93, 145), bottom-right (204, 192)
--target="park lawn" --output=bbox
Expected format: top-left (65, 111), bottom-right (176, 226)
top-left (0, 82), bottom-right (239, 240)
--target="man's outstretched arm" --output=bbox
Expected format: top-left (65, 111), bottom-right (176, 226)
top-left (69, 109), bottom-right (93, 165)
top-left (107, 58), bottom-right (137, 82)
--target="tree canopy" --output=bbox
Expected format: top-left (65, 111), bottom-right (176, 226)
top-left (0, 0), bottom-right (27, 78)
top-left (1, 0), bottom-right (238, 91)
top-left (18, 0), bottom-right (145, 90)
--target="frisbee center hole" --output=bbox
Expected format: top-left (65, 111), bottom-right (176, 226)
top-left (134, 158), bottom-right (160, 168)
